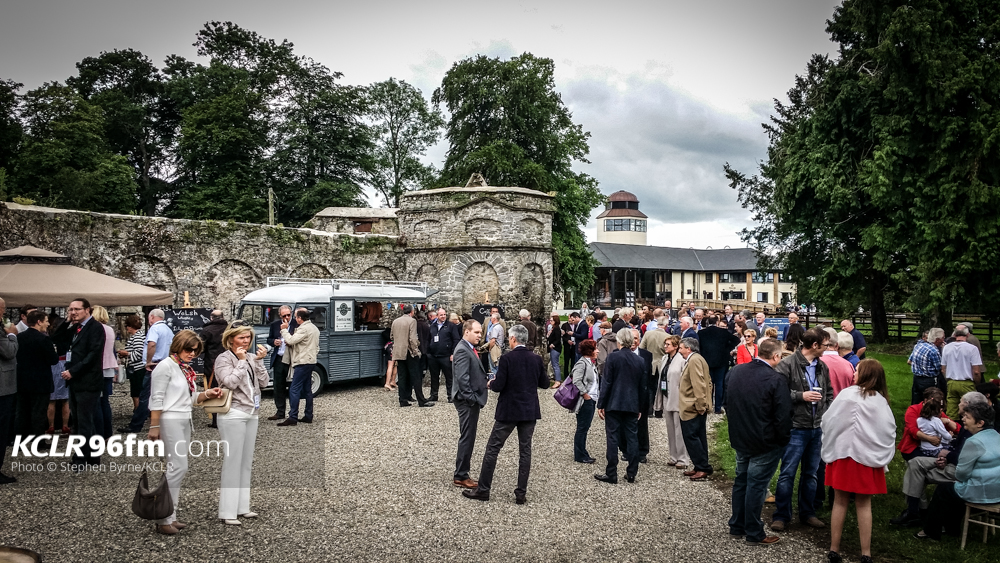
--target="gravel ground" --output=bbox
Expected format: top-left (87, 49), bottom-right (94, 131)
top-left (1, 378), bottom-right (830, 563)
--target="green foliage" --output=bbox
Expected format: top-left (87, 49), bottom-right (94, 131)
top-left (727, 0), bottom-right (1000, 338)
top-left (10, 82), bottom-right (135, 213)
top-left (433, 53), bottom-right (603, 299)
top-left (339, 235), bottom-right (394, 254)
top-left (367, 78), bottom-right (443, 207)
top-left (0, 79), bottom-right (23, 174)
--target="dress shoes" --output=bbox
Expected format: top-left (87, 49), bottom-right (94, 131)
top-left (801, 516), bottom-right (825, 528)
top-left (746, 535), bottom-right (780, 546)
top-left (462, 489), bottom-right (490, 501)
top-left (399, 402), bottom-right (412, 407)
top-left (429, 397), bottom-right (439, 402)
top-left (575, 458), bottom-right (596, 464)
top-left (638, 456), bottom-right (648, 464)
top-left (769, 520), bottom-right (786, 532)
top-left (276, 418), bottom-right (298, 426)
top-left (890, 509), bottom-right (921, 527)
top-left (625, 475), bottom-right (636, 483)
top-left (0, 473), bottom-right (17, 485)
top-left (453, 478), bottom-right (478, 489)
top-left (240, 512), bottom-right (258, 518)
top-left (689, 471), bottom-right (709, 481)
top-left (266, 413), bottom-right (284, 421)
top-left (156, 524), bottom-right (179, 535)
top-left (515, 493), bottom-right (526, 505)
top-left (683, 469), bottom-right (697, 477)
top-left (172, 522), bottom-right (187, 530)
top-left (300, 417), bottom-right (313, 423)
top-left (418, 401), bottom-right (435, 407)
top-left (594, 474), bottom-right (618, 484)
top-left (222, 519), bottom-right (242, 526)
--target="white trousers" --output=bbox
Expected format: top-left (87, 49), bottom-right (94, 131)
top-left (664, 411), bottom-right (690, 465)
top-left (217, 409), bottom-right (259, 519)
top-left (157, 417), bottom-right (192, 525)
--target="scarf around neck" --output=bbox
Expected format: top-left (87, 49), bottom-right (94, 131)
top-left (171, 354), bottom-right (197, 394)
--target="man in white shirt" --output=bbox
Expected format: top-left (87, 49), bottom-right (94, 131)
top-left (15, 304), bottom-right (37, 333)
top-left (940, 325), bottom-right (983, 419)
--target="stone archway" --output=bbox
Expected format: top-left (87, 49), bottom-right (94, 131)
top-left (414, 263), bottom-right (438, 288)
top-left (118, 255), bottom-right (179, 305)
top-left (291, 262), bottom-right (332, 279)
top-left (517, 263), bottom-right (547, 320)
top-left (462, 262), bottom-right (500, 313)
top-left (200, 259), bottom-right (262, 316)
top-left (359, 266), bottom-right (396, 281)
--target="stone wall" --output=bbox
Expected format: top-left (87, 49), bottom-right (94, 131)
top-left (0, 185), bottom-right (557, 321)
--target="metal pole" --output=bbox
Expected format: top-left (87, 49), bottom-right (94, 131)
top-left (268, 188), bottom-right (275, 226)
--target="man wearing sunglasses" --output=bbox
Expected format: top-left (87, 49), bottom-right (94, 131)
top-left (267, 306), bottom-right (293, 420)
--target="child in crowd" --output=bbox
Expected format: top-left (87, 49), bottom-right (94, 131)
top-left (916, 399), bottom-right (952, 457)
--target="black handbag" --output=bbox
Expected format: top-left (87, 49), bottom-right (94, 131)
top-left (131, 469), bottom-right (173, 520)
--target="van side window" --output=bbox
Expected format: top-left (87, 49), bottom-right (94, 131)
top-left (311, 307), bottom-right (327, 330)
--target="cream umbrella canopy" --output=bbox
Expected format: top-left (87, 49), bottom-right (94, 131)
top-left (0, 245), bottom-right (173, 307)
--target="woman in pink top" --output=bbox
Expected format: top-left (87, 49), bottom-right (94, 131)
top-left (92, 306), bottom-right (119, 439)
top-left (821, 330), bottom-right (858, 398)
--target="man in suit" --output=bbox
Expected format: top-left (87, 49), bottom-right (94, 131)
top-left (391, 304), bottom-right (432, 408)
top-left (463, 325), bottom-right (548, 504)
top-left (571, 313), bottom-right (590, 362)
top-left (61, 298), bottom-right (106, 467)
top-left (452, 319), bottom-right (487, 489)
top-left (429, 307), bottom-right (459, 402)
top-left (726, 338), bottom-right (791, 546)
top-left (595, 328), bottom-right (647, 484)
top-left (516, 309), bottom-right (538, 352)
top-left (698, 316), bottom-right (741, 414)
top-left (16, 310), bottom-right (58, 436)
top-left (679, 316), bottom-right (698, 340)
top-left (611, 307), bottom-right (634, 333)
top-left (630, 328), bottom-right (655, 463)
top-left (0, 297), bottom-right (19, 484)
top-left (267, 305), bottom-right (292, 420)
top-left (752, 312), bottom-right (768, 338)
top-left (278, 308), bottom-right (321, 425)
top-left (781, 311), bottom-right (799, 340)
top-left (677, 337), bottom-right (713, 480)
top-left (560, 314), bottom-right (576, 378)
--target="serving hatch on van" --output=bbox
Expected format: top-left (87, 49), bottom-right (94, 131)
top-left (237, 277), bottom-right (437, 395)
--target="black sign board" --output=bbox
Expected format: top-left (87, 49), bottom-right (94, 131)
top-left (470, 304), bottom-right (505, 324)
top-left (164, 308), bottom-right (213, 374)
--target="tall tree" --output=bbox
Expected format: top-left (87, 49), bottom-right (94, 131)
top-left (433, 53), bottom-right (604, 301)
top-left (367, 78), bottom-right (443, 207)
top-left (726, 0), bottom-right (1000, 340)
top-left (68, 49), bottom-right (179, 215)
top-left (10, 82), bottom-right (135, 213)
top-left (0, 79), bottom-right (23, 188)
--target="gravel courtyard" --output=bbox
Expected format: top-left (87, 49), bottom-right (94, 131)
top-left (1, 380), bottom-right (830, 563)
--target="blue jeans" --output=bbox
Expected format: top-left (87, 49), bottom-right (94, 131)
top-left (574, 399), bottom-right (595, 461)
top-left (549, 349), bottom-right (562, 382)
top-left (125, 372), bottom-right (151, 431)
top-left (773, 427), bottom-right (823, 523)
top-left (288, 364), bottom-right (314, 420)
top-left (709, 365), bottom-right (728, 413)
top-left (730, 447), bottom-right (784, 541)
top-left (100, 378), bottom-right (114, 438)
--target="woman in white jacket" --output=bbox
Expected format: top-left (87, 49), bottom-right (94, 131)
top-left (213, 323), bottom-right (269, 525)
top-left (821, 359), bottom-right (896, 563)
top-left (658, 335), bottom-right (689, 469)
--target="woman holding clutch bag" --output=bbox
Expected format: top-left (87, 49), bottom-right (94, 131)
top-left (148, 330), bottom-right (223, 535)
top-left (213, 322), bottom-right (269, 525)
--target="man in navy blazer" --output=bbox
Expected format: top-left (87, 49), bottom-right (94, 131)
top-left (267, 305), bottom-right (293, 420)
top-left (463, 325), bottom-right (548, 504)
top-left (16, 310), bottom-right (58, 436)
top-left (61, 298), bottom-right (106, 466)
top-left (452, 319), bottom-right (488, 489)
top-left (595, 328), bottom-right (647, 484)
top-left (679, 316), bottom-right (698, 340)
top-left (570, 313), bottom-right (590, 361)
top-left (629, 328), bottom-right (655, 463)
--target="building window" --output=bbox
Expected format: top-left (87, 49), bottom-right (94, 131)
top-left (634, 220), bottom-right (646, 232)
top-left (781, 292), bottom-right (794, 305)
top-left (730, 272), bottom-right (747, 283)
top-left (719, 273), bottom-right (730, 283)
top-left (705, 273), bottom-right (713, 283)
top-left (779, 273), bottom-right (793, 282)
top-left (604, 218), bottom-right (646, 232)
top-left (757, 292), bottom-right (769, 303)
top-left (752, 272), bottom-right (776, 283)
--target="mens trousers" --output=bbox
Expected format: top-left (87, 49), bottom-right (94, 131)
top-left (664, 410), bottom-right (690, 465)
top-left (428, 355), bottom-right (452, 401)
top-left (475, 420), bottom-right (536, 496)
top-left (271, 360), bottom-right (289, 416)
top-left (680, 413), bottom-right (711, 474)
top-left (68, 388), bottom-right (101, 464)
top-left (911, 375), bottom-right (937, 406)
top-left (902, 455), bottom-right (956, 499)
top-left (709, 366), bottom-right (728, 412)
top-left (0, 394), bottom-right (15, 471)
top-left (288, 364), bottom-right (314, 420)
top-left (16, 392), bottom-right (51, 436)
top-left (453, 399), bottom-right (480, 480)
top-left (773, 427), bottom-right (822, 523)
top-left (157, 417), bottom-right (191, 525)
top-left (125, 372), bottom-right (151, 432)
top-left (561, 347), bottom-right (574, 382)
top-left (397, 355), bottom-right (427, 406)
top-left (945, 380), bottom-right (976, 420)
top-left (604, 411), bottom-right (640, 480)
top-left (729, 447), bottom-right (783, 542)
top-left (217, 409), bottom-right (259, 519)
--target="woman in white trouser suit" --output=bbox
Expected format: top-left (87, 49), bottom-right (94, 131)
top-left (213, 323), bottom-right (269, 525)
top-left (148, 330), bottom-right (223, 535)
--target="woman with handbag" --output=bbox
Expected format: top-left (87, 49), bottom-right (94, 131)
top-left (658, 335), bottom-right (690, 469)
top-left (212, 323), bottom-right (269, 525)
top-left (571, 339), bottom-right (599, 464)
top-left (117, 314), bottom-right (146, 411)
top-left (148, 330), bottom-right (223, 535)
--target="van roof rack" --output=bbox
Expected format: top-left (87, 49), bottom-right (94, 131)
top-left (266, 277), bottom-right (429, 290)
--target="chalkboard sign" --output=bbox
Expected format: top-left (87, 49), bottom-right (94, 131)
top-left (470, 304), bottom-right (505, 324)
top-left (164, 308), bottom-right (213, 374)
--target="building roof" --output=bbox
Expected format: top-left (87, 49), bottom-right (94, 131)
top-left (596, 208), bottom-right (648, 219)
top-left (313, 207), bottom-right (398, 219)
top-left (406, 186), bottom-right (554, 198)
top-left (589, 242), bottom-right (762, 272)
top-left (608, 190), bottom-right (639, 202)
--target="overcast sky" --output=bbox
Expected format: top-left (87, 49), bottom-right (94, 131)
top-left (1, 0), bottom-right (842, 248)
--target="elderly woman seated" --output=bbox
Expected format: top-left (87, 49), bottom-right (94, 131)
top-left (915, 394), bottom-right (1000, 540)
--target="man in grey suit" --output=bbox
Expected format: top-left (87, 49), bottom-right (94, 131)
top-left (452, 319), bottom-right (487, 489)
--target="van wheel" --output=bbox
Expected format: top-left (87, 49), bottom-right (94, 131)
top-left (310, 367), bottom-right (325, 397)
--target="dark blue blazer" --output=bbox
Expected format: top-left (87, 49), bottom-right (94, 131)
top-left (637, 347), bottom-right (655, 413)
top-left (680, 327), bottom-right (699, 341)
top-left (491, 346), bottom-right (548, 422)
top-left (598, 348), bottom-right (646, 413)
top-left (572, 322), bottom-right (590, 354)
top-left (268, 319), bottom-right (284, 364)
top-left (65, 319), bottom-right (106, 392)
top-left (428, 320), bottom-right (459, 357)
top-left (17, 327), bottom-right (58, 394)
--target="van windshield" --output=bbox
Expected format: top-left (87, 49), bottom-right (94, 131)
top-left (238, 304), bottom-right (286, 327)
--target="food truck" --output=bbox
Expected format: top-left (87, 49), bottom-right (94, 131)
top-left (237, 277), bottom-right (437, 395)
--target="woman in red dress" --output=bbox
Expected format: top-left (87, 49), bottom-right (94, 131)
top-left (820, 359), bottom-right (896, 563)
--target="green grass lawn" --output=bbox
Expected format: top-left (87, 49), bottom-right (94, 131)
top-left (711, 352), bottom-right (1000, 563)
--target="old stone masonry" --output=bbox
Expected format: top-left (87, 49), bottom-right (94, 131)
top-left (0, 185), bottom-right (556, 320)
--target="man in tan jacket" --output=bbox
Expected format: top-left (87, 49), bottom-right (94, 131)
top-left (391, 305), bottom-right (433, 407)
top-left (277, 308), bottom-right (320, 426)
top-left (677, 337), bottom-right (713, 480)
